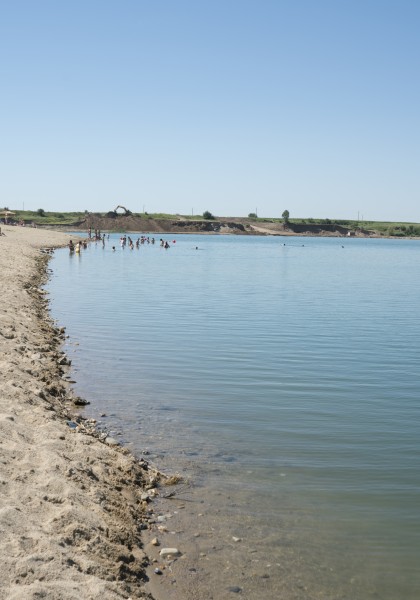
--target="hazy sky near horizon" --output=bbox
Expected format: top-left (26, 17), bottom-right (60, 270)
top-left (1, 1), bottom-right (419, 221)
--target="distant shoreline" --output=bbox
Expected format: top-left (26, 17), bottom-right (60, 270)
top-left (4, 211), bottom-right (420, 239)
top-left (45, 223), bottom-right (420, 240)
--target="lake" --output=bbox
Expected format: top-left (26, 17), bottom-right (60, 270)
top-left (47, 233), bottom-right (420, 599)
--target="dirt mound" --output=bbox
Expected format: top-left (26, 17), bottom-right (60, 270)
top-left (81, 215), bottom-right (249, 235)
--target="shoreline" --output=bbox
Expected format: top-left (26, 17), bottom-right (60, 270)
top-left (4, 226), bottom-right (417, 599)
top-left (36, 223), bottom-right (420, 240)
top-left (0, 226), bottom-right (162, 599)
top-left (2, 225), bottom-right (299, 600)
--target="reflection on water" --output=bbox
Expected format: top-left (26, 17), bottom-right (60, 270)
top-left (48, 234), bottom-right (420, 599)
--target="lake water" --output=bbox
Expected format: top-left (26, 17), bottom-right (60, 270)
top-left (47, 234), bottom-right (420, 599)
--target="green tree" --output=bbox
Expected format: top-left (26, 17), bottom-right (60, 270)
top-left (37, 208), bottom-right (45, 217)
top-left (203, 210), bottom-right (215, 220)
top-left (248, 212), bottom-right (258, 218)
top-left (282, 210), bottom-right (289, 224)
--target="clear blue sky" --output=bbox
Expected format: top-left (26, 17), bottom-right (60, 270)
top-left (1, 0), bottom-right (419, 221)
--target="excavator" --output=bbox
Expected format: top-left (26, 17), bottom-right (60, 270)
top-left (114, 205), bottom-right (131, 214)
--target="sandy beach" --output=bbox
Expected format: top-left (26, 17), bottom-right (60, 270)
top-left (0, 226), bottom-right (162, 599)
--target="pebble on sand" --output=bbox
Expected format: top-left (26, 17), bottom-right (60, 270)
top-left (159, 548), bottom-right (181, 558)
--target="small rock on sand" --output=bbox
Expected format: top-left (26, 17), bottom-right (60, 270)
top-left (160, 547), bottom-right (181, 558)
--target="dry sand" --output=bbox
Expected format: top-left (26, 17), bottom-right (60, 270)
top-left (0, 226), bottom-right (161, 599)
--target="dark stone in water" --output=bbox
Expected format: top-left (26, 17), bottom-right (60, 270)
top-left (73, 397), bottom-right (90, 406)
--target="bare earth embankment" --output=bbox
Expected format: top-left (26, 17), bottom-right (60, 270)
top-left (0, 226), bottom-right (160, 600)
top-left (49, 213), bottom-right (374, 237)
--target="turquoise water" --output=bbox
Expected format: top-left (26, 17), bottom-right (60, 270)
top-left (48, 234), bottom-right (420, 598)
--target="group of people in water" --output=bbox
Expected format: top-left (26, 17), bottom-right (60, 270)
top-left (69, 233), bottom-right (174, 254)
top-left (118, 235), bottom-right (171, 249)
top-left (68, 239), bottom-right (87, 253)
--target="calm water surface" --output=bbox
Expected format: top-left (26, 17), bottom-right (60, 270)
top-left (48, 234), bottom-right (420, 599)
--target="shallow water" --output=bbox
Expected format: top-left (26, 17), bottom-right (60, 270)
top-left (48, 234), bottom-right (420, 599)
